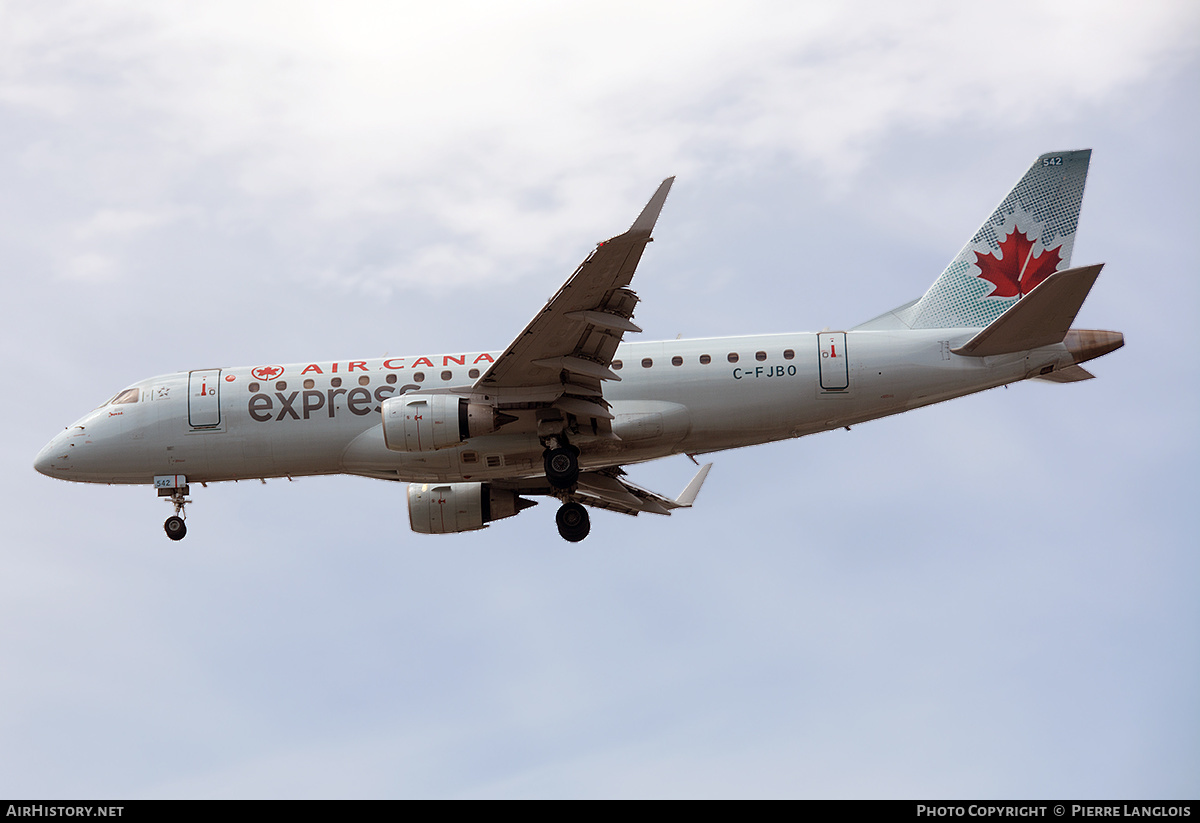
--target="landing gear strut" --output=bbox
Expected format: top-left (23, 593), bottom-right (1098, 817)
top-left (556, 502), bottom-right (590, 542)
top-left (161, 486), bottom-right (190, 541)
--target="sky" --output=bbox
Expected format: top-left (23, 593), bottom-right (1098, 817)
top-left (2, 0), bottom-right (1198, 799)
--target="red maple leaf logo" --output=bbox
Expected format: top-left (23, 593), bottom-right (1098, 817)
top-left (252, 365), bottom-right (283, 380)
top-left (974, 227), bottom-right (1063, 298)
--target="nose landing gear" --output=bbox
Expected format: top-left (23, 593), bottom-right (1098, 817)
top-left (161, 486), bottom-right (190, 541)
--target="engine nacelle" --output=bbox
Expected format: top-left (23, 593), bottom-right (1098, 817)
top-left (407, 483), bottom-right (536, 534)
top-left (381, 394), bottom-right (509, 452)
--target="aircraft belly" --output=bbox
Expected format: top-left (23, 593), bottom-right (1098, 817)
top-left (264, 427), bottom-right (353, 477)
top-left (636, 356), bottom-right (814, 452)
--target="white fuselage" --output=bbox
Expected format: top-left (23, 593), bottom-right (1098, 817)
top-left (34, 328), bottom-right (1073, 487)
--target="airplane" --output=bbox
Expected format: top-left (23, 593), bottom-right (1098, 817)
top-left (34, 149), bottom-right (1123, 543)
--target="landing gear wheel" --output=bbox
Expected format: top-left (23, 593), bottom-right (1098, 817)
top-left (164, 516), bottom-right (187, 541)
top-left (556, 502), bottom-right (590, 542)
top-left (161, 485), bottom-right (192, 541)
top-left (544, 447), bottom-right (579, 489)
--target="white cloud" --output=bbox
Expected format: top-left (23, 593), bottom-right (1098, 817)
top-left (74, 207), bottom-right (175, 240)
top-left (62, 250), bottom-right (118, 281)
top-left (3, 0), bottom-right (1196, 292)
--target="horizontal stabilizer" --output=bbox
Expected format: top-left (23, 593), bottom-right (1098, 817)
top-left (1033, 364), bottom-right (1095, 383)
top-left (952, 264), bottom-right (1103, 357)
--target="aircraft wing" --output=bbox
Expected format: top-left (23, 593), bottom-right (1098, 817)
top-left (474, 178), bottom-right (674, 423)
top-left (494, 461), bottom-right (713, 517)
top-left (574, 462), bottom-right (712, 516)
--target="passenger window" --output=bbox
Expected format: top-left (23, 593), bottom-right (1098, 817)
top-left (612, 360), bottom-right (623, 370)
top-left (248, 382), bottom-right (260, 392)
top-left (469, 368), bottom-right (480, 379)
top-left (414, 372), bottom-right (425, 383)
top-left (358, 376), bottom-right (370, 386)
top-left (386, 374), bottom-right (397, 384)
top-left (699, 354), bottom-right (711, 365)
top-left (641, 358), bottom-right (653, 368)
top-left (303, 379), bottom-right (315, 389)
top-left (331, 377), bottom-right (342, 388)
top-left (671, 356), bottom-right (683, 366)
top-left (783, 349), bottom-right (795, 360)
top-left (727, 353), bottom-right (739, 363)
top-left (276, 381), bottom-right (287, 391)
top-left (756, 351), bottom-right (767, 361)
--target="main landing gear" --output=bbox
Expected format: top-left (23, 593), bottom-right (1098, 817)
top-left (543, 446), bottom-right (580, 489)
top-left (542, 436), bottom-right (587, 541)
top-left (556, 501), bottom-right (590, 542)
top-left (161, 486), bottom-right (190, 541)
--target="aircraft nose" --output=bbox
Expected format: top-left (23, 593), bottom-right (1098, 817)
top-left (34, 431), bottom-right (72, 478)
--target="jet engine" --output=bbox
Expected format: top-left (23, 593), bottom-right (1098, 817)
top-left (381, 394), bottom-right (514, 452)
top-left (407, 482), bottom-right (536, 534)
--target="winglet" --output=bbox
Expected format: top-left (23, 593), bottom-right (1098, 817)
top-left (629, 177), bottom-right (675, 235)
top-left (674, 462), bottom-right (712, 507)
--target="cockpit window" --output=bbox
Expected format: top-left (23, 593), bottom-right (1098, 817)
top-left (110, 388), bottom-right (140, 405)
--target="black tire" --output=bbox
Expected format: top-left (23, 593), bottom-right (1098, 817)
top-left (555, 502), bottom-right (590, 542)
top-left (544, 447), bottom-right (579, 489)
top-left (164, 516), bottom-right (187, 541)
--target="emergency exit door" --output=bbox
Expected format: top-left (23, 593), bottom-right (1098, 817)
top-left (818, 333), bottom-right (849, 392)
top-left (188, 369), bottom-right (222, 428)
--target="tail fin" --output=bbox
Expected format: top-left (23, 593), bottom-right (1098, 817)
top-left (860, 150), bottom-right (1092, 330)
